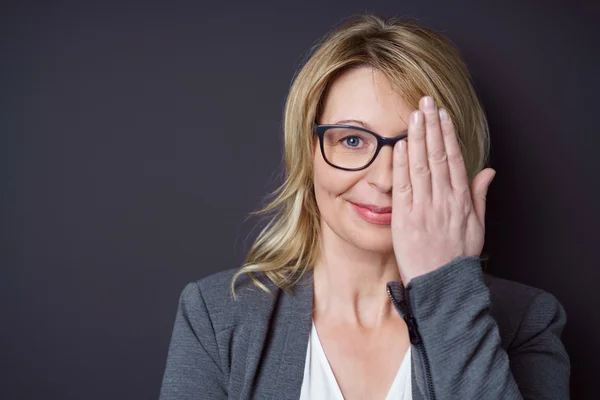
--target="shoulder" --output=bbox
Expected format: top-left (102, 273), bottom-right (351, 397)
top-left (483, 273), bottom-right (566, 349)
top-left (179, 267), bottom-right (282, 334)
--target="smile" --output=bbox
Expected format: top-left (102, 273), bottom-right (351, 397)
top-left (349, 202), bottom-right (392, 225)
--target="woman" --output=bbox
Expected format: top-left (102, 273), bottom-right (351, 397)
top-left (159, 14), bottom-right (570, 399)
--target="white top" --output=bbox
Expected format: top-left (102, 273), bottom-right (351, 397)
top-left (299, 319), bottom-right (412, 400)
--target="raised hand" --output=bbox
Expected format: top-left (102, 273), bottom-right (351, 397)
top-left (391, 95), bottom-right (496, 285)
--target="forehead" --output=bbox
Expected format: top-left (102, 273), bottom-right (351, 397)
top-left (319, 66), bottom-right (413, 135)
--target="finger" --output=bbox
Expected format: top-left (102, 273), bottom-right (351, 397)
top-left (439, 108), bottom-right (470, 194)
top-left (393, 139), bottom-right (412, 209)
top-left (421, 97), bottom-right (451, 205)
top-left (408, 109), bottom-right (431, 206)
top-left (471, 168), bottom-right (496, 228)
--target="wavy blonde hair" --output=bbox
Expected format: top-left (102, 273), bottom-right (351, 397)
top-left (230, 14), bottom-right (490, 299)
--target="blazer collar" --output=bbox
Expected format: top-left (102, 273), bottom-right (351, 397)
top-left (270, 269), bottom-right (314, 400)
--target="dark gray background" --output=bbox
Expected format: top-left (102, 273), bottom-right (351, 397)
top-left (2, 0), bottom-right (599, 398)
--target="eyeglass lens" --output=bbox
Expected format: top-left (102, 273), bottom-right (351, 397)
top-left (322, 127), bottom-right (378, 169)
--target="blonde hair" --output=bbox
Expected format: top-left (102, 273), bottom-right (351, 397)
top-left (230, 14), bottom-right (490, 299)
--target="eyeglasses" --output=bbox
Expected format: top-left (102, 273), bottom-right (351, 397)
top-left (314, 124), bottom-right (408, 171)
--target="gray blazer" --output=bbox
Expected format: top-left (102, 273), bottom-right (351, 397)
top-left (159, 256), bottom-right (570, 399)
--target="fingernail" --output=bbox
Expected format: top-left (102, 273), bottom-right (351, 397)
top-left (439, 109), bottom-right (449, 121)
top-left (423, 96), bottom-right (435, 111)
top-left (412, 111), bottom-right (422, 125)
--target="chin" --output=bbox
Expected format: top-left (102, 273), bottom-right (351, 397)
top-left (347, 224), bottom-right (394, 254)
top-left (358, 240), bottom-right (394, 254)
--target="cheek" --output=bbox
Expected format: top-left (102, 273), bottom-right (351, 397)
top-left (313, 149), bottom-right (356, 201)
top-left (313, 151), bottom-right (361, 239)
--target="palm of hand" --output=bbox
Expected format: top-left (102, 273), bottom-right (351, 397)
top-left (391, 96), bottom-right (496, 285)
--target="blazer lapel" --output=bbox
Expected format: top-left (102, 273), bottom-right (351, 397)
top-left (270, 270), bottom-right (314, 400)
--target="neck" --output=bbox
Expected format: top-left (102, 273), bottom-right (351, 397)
top-left (312, 221), bottom-right (402, 329)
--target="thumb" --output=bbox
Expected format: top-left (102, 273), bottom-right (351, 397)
top-left (471, 168), bottom-right (496, 227)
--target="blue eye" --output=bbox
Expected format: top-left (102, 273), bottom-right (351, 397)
top-left (343, 136), bottom-right (362, 147)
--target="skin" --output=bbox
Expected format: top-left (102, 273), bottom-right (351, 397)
top-left (311, 66), bottom-right (496, 399)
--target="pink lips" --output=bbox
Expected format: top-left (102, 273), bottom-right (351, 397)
top-left (350, 202), bottom-right (393, 225)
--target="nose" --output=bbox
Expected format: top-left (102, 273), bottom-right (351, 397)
top-left (366, 145), bottom-right (394, 193)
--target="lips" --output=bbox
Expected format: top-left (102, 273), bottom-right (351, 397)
top-left (350, 202), bottom-right (393, 225)
top-left (351, 203), bottom-right (392, 213)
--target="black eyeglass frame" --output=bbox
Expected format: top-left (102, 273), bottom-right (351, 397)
top-left (314, 124), bottom-right (409, 171)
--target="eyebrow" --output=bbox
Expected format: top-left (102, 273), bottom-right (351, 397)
top-left (332, 119), bottom-right (408, 135)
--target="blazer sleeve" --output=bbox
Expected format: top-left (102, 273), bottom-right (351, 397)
top-left (508, 290), bottom-right (570, 398)
top-left (159, 282), bottom-right (227, 400)
top-left (388, 256), bottom-right (570, 400)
